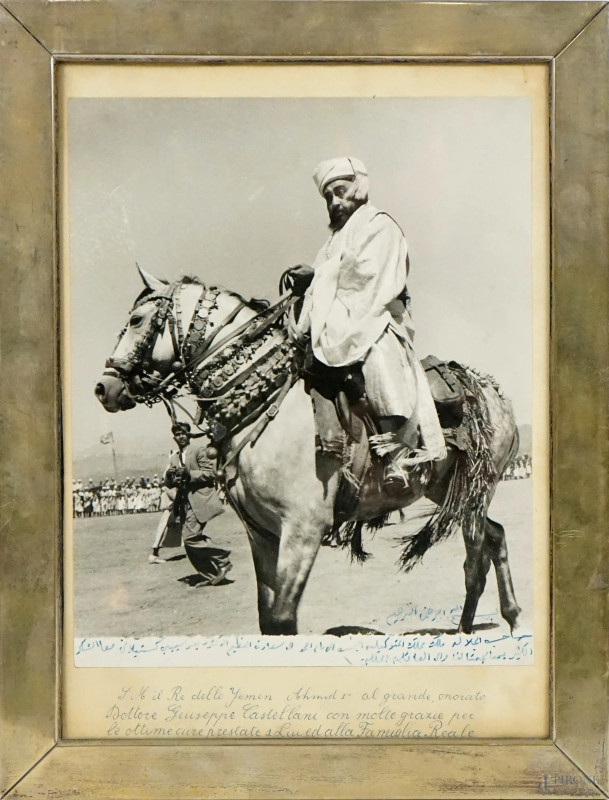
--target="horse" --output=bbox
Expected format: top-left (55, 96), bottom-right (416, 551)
top-left (95, 267), bottom-right (522, 636)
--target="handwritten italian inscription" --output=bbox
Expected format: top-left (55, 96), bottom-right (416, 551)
top-left (105, 684), bottom-right (485, 739)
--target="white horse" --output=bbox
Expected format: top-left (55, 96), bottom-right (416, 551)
top-left (95, 269), bottom-right (521, 636)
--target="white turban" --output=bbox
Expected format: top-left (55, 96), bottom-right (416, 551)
top-left (312, 157), bottom-right (369, 198)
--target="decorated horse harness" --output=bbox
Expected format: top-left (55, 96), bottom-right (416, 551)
top-left (105, 278), bottom-right (301, 465)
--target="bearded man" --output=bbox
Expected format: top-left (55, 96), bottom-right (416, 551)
top-left (294, 156), bottom-right (446, 488)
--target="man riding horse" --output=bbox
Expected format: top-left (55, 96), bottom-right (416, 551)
top-left (292, 156), bottom-right (446, 490)
top-left (95, 158), bottom-right (521, 635)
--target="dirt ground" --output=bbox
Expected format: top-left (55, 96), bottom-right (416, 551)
top-left (72, 479), bottom-right (534, 639)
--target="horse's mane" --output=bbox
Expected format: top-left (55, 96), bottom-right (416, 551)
top-left (131, 274), bottom-right (270, 313)
top-left (179, 275), bottom-right (270, 313)
top-left (130, 285), bottom-right (168, 310)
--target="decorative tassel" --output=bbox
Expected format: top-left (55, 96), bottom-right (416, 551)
top-left (349, 521), bottom-right (372, 564)
top-left (327, 363), bottom-right (506, 575)
top-left (397, 363), bottom-right (501, 571)
top-left (368, 432), bottom-right (401, 458)
top-left (341, 467), bottom-right (362, 490)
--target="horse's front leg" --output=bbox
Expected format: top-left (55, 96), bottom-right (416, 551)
top-left (268, 520), bottom-right (326, 635)
top-left (246, 525), bottom-right (280, 635)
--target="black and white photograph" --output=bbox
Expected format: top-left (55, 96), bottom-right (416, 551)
top-left (65, 67), bottom-right (544, 669)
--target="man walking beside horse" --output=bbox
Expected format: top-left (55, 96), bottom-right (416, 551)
top-left (162, 422), bottom-right (232, 587)
top-left (292, 156), bottom-right (446, 490)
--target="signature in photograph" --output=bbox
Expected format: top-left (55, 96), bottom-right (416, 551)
top-left (385, 602), bottom-right (497, 630)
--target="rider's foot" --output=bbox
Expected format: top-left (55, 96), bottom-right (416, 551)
top-left (383, 461), bottom-right (409, 493)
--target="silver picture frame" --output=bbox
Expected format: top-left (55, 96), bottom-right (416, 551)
top-left (1, 2), bottom-right (607, 797)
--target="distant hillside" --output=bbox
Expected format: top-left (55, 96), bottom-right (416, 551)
top-left (72, 422), bottom-right (534, 482)
top-left (72, 448), bottom-right (169, 483)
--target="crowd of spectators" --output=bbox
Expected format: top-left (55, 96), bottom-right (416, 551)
top-left (502, 454), bottom-right (532, 481)
top-left (71, 475), bottom-right (170, 518)
top-left (73, 452), bottom-right (532, 517)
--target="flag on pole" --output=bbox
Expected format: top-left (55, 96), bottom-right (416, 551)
top-left (100, 432), bottom-right (114, 445)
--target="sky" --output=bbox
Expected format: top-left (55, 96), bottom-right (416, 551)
top-left (68, 95), bottom-right (533, 462)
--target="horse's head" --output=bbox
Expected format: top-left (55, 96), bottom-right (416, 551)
top-left (96, 264), bottom-right (274, 424)
top-left (95, 266), bottom-right (180, 413)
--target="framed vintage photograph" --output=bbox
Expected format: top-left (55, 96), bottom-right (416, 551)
top-left (1, 2), bottom-right (608, 798)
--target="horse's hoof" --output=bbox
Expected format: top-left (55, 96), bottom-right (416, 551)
top-left (508, 617), bottom-right (522, 636)
top-left (505, 606), bottom-right (522, 634)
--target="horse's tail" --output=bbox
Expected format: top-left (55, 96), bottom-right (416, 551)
top-left (398, 365), bottom-right (503, 573)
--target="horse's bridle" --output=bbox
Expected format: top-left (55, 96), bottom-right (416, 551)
top-left (103, 280), bottom-right (251, 406)
top-left (103, 288), bottom-right (180, 403)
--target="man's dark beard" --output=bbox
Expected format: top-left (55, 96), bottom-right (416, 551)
top-left (328, 197), bottom-right (366, 232)
top-left (328, 207), bottom-right (349, 231)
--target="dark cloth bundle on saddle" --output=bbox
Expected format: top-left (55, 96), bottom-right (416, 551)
top-left (420, 354), bottom-right (468, 428)
top-left (304, 355), bottom-right (369, 460)
top-left (303, 353), bottom-right (366, 404)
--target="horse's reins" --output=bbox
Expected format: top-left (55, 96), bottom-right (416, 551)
top-left (148, 295), bottom-right (250, 398)
top-left (138, 288), bottom-right (296, 404)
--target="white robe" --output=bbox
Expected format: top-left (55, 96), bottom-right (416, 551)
top-left (298, 203), bottom-right (445, 459)
top-left (300, 203), bottom-right (413, 367)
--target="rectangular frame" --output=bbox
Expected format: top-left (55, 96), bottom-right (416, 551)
top-left (0, 2), bottom-right (607, 797)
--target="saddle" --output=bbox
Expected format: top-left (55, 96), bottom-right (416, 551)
top-left (310, 355), bottom-right (468, 453)
top-left (308, 355), bottom-right (471, 526)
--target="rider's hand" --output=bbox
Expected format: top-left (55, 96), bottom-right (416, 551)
top-left (283, 264), bottom-right (314, 297)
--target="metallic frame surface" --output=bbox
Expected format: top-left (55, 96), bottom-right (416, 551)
top-left (0, 2), bottom-right (607, 798)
